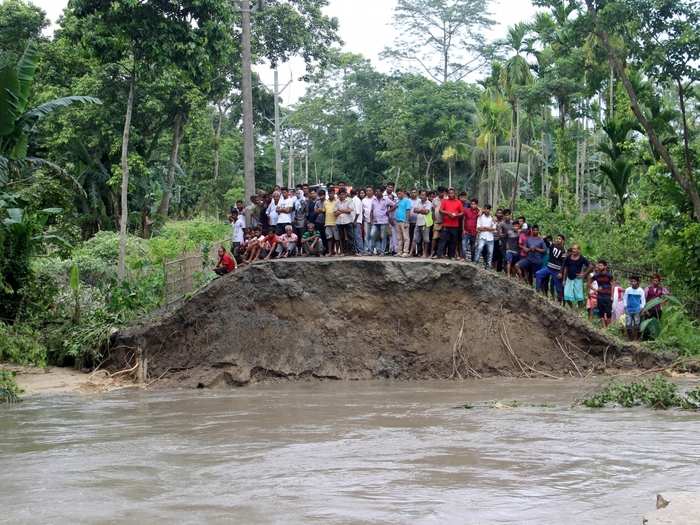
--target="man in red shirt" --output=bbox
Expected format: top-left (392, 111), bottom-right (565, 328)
top-left (432, 188), bottom-right (463, 259)
top-left (462, 198), bottom-right (480, 261)
top-left (214, 247), bottom-right (236, 276)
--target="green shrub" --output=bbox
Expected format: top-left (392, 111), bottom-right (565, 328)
top-left (148, 218), bottom-right (228, 264)
top-left (581, 375), bottom-right (698, 410)
top-left (0, 370), bottom-right (22, 403)
top-left (54, 309), bottom-right (123, 366)
top-left (642, 303), bottom-right (700, 356)
top-left (0, 323), bottom-right (47, 367)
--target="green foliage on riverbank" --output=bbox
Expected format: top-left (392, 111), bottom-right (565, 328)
top-left (1, 218), bottom-right (226, 368)
top-left (0, 370), bottom-right (22, 403)
top-left (582, 376), bottom-right (700, 410)
top-left (0, 323), bottom-right (47, 367)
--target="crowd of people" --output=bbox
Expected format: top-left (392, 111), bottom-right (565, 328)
top-left (214, 182), bottom-right (670, 341)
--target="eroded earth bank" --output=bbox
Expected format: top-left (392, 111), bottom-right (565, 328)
top-left (110, 258), bottom-right (671, 388)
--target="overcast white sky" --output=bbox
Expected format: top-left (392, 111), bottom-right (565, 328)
top-left (30, 0), bottom-right (538, 104)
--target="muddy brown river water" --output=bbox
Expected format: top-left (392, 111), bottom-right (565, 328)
top-left (1, 379), bottom-right (699, 524)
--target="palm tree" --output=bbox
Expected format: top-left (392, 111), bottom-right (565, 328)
top-left (599, 118), bottom-right (641, 224)
top-left (0, 41), bottom-right (100, 181)
top-left (475, 88), bottom-right (510, 205)
top-left (431, 115), bottom-right (471, 188)
top-left (499, 23), bottom-right (533, 208)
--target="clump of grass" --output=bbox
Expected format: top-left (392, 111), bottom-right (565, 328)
top-left (582, 375), bottom-right (698, 410)
top-left (0, 370), bottom-right (22, 403)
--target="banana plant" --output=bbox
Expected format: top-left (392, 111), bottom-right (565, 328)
top-left (0, 41), bottom-right (100, 181)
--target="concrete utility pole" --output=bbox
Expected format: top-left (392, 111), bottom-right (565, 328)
top-left (305, 135), bottom-right (309, 184)
top-left (240, 0), bottom-right (255, 199)
top-left (273, 69), bottom-right (293, 187)
top-left (288, 135), bottom-right (294, 188)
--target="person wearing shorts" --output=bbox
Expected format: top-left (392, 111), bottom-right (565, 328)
top-left (323, 191), bottom-right (338, 255)
top-left (561, 244), bottom-right (591, 307)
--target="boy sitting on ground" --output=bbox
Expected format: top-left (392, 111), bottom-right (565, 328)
top-left (241, 228), bottom-right (262, 264)
top-left (260, 230), bottom-right (278, 260)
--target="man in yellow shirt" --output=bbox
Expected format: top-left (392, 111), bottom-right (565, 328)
top-left (323, 191), bottom-right (339, 255)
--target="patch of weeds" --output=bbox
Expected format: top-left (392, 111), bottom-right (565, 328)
top-left (581, 375), bottom-right (698, 410)
top-left (0, 370), bottom-right (22, 403)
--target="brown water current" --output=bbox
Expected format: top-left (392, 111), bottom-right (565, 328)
top-left (1, 379), bottom-right (699, 524)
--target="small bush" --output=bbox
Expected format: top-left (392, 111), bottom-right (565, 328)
top-left (0, 323), bottom-right (47, 367)
top-left (0, 370), bottom-right (22, 403)
top-left (641, 304), bottom-right (700, 357)
top-left (581, 375), bottom-right (698, 410)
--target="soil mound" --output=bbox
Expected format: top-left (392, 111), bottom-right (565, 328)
top-left (109, 258), bottom-right (669, 388)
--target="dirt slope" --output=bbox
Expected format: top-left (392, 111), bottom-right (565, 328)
top-left (109, 258), bottom-right (669, 388)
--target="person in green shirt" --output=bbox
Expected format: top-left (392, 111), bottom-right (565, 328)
top-left (301, 222), bottom-right (322, 256)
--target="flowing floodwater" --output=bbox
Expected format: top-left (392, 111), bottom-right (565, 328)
top-left (1, 379), bottom-right (700, 524)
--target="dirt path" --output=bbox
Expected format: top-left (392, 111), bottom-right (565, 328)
top-left (4, 364), bottom-right (132, 396)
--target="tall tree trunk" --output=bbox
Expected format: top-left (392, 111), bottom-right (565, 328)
top-left (304, 136), bottom-right (309, 184)
top-left (579, 116), bottom-right (588, 212)
top-left (240, 0), bottom-right (256, 199)
top-left (118, 73), bottom-right (135, 281)
top-left (288, 139), bottom-right (294, 188)
top-left (587, 0), bottom-right (700, 221)
top-left (273, 68), bottom-right (284, 187)
top-left (424, 156), bottom-right (432, 187)
top-left (676, 78), bottom-right (694, 181)
top-left (448, 161), bottom-right (452, 188)
top-left (575, 129), bottom-right (580, 209)
top-left (157, 112), bottom-right (184, 219)
top-left (541, 128), bottom-right (546, 199)
top-left (609, 64), bottom-right (614, 119)
top-left (510, 103), bottom-right (522, 211)
top-left (510, 138), bottom-right (523, 212)
top-left (213, 104), bottom-right (223, 181)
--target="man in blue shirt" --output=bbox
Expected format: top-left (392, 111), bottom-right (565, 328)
top-left (395, 189), bottom-right (413, 257)
top-left (623, 275), bottom-right (646, 340)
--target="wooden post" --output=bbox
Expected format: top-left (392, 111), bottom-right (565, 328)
top-left (136, 347), bottom-right (147, 384)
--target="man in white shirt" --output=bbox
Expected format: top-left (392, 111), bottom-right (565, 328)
top-left (230, 210), bottom-right (246, 262)
top-left (351, 189), bottom-right (363, 254)
top-left (474, 204), bottom-right (497, 268)
top-left (276, 187), bottom-right (296, 234)
top-left (334, 190), bottom-right (354, 255)
top-left (412, 190), bottom-right (432, 257)
top-left (361, 187), bottom-right (375, 255)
